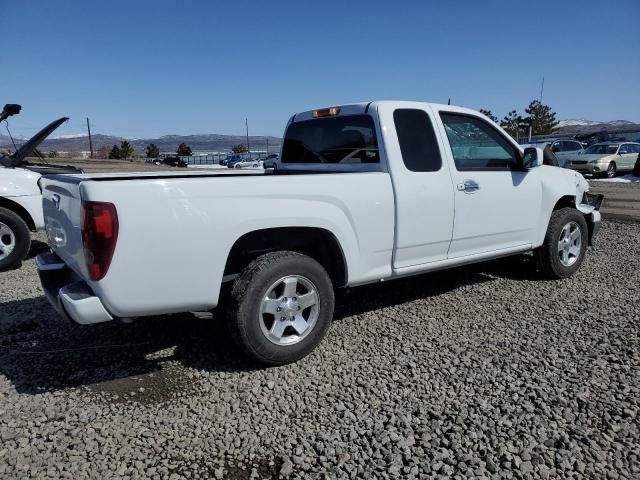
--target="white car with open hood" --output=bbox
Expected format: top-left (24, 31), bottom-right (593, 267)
top-left (36, 101), bottom-right (603, 364)
top-left (0, 104), bottom-right (81, 270)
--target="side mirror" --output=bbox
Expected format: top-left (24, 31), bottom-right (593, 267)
top-left (523, 147), bottom-right (543, 169)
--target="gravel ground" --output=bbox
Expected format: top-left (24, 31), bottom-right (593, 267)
top-left (1, 223), bottom-right (639, 479)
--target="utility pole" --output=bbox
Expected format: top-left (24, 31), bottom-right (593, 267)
top-left (266, 137), bottom-right (269, 155)
top-left (86, 117), bottom-right (94, 159)
top-left (245, 118), bottom-right (251, 159)
top-left (540, 76), bottom-right (545, 103)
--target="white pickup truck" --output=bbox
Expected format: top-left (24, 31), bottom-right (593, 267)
top-left (37, 101), bottom-right (603, 364)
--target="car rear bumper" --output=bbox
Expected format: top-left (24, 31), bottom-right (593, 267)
top-left (36, 252), bottom-right (114, 325)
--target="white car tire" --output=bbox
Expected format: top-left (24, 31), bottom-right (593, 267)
top-left (0, 207), bottom-right (31, 271)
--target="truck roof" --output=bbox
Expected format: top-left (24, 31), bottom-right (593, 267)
top-left (290, 101), bottom-right (484, 124)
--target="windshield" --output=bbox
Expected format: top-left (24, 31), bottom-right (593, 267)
top-left (585, 144), bottom-right (618, 155)
top-left (281, 115), bottom-right (379, 164)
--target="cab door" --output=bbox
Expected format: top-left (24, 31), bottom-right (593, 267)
top-left (378, 103), bottom-right (455, 268)
top-left (436, 111), bottom-right (541, 258)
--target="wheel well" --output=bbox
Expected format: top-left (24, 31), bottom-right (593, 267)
top-left (224, 227), bottom-right (348, 286)
top-left (552, 195), bottom-right (576, 211)
top-left (0, 197), bottom-right (36, 231)
top-left (552, 195), bottom-right (597, 244)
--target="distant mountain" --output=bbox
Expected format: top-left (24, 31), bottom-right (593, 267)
top-left (556, 119), bottom-right (640, 134)
top-left (0, 132), bottom-right (282, 155)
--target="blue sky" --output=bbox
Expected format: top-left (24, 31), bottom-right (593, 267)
top-left (2, 0), bottom-right (639, 138)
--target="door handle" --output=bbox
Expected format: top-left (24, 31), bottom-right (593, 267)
top-left (457, 180), bottom-right (480, 192)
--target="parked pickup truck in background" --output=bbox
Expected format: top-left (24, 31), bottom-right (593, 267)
top-left (37, 101), bottom-right (603, 364)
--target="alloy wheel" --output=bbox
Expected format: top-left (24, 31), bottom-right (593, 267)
top-left (259, 275), bottom-right (320, 346)
top-left (557, 221), bottom-right (582, 267)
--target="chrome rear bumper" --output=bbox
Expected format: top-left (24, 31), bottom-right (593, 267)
top-left (36, 252), bottom-right (114, 325)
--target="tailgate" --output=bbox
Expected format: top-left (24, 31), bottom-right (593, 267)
top-left (41, 175), bottom-right (88, 279)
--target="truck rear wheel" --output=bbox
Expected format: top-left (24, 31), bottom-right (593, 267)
top-left (534, 207), bottom-right (587, 279)
top-left (0, 207), bottom-right (31, 271)
top-left (226, 251), bottom-right (335, 365)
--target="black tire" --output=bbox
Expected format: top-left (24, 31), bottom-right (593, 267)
top-left (225, 251), bottom-right (335, 365)
top-left (534, 207), bottom-right (588, 279)
top-left (605, 162), bottom-right (616, 178)
top-left (0, 207), bottom-right (31, 271)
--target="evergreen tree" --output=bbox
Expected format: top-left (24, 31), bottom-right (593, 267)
top-left (500, 110), bottom-right (525, 139)
top-left (232, 144), bottom-right (248, 154)
top-left (108, 144), bottom-right (121, 159)
top-left (146, 143), bottom-right (160, 158)
top-left (119, 140), bottom-right (134, 160)
top-left (523, 100), bottom-right (559, 135)
top-left (176, 143), bottom-right (192, 156)
top-left (479, 109), bottom-right (498, 123)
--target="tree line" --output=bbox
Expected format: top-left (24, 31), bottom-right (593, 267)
top-left (106, 141), bottom-right (193, 160)
top-left (479, 100), bottom-right (559, 140)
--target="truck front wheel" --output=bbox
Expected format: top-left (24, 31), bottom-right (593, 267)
top-left (0, 207), bottom-right (31, 271)
top-left (534, 207), bottom-right (587, 279)
top-left (226, 251), bottom-right (335, 365)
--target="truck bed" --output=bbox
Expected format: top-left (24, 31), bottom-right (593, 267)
top-left (40, 170), bottom-right (396, 318)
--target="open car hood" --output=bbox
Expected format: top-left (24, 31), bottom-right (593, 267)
top-left (0, 117), bottom-right (68, 167)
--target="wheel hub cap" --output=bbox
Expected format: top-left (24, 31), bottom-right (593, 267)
top-left (557, 221), bottom-right (582, 267)
top-left (259, 275), bottom-right (320, 346)
top-left (0, 222), bottom-right (16, 261)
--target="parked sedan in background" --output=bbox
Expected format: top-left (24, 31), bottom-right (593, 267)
top-left (221, 155), bottom-right (243, 167)
top-left (568, 142), bottom-right (640, 178)
top-left (232, 159), bottom-right (264, 169)
top-left (549, 140), bottom-right (584, 167)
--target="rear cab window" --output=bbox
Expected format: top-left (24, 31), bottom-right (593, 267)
top-left (393, 109), bottom-right (442, 172)
top-left (281, 115), bottom-right (379, 166)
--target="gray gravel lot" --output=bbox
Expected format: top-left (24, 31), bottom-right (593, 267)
top-left (1, 223), bottom-right (639, 479)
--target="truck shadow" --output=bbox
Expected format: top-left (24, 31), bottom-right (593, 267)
top-left (0, 256), bottom-right (540, 397)
top-left (26, 239), bottom-right (50, 260)
top-left (333, 255), bottom-right (538, 321)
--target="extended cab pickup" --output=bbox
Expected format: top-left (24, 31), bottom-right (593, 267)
top-left (37, 101), bottom-right (603, 364)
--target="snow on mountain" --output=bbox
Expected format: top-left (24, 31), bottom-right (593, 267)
top-left (557, 119), bottom-right (602, 128)
top-left (52, 133), bottom-right (87, 139)
top-left (558, 119), bottom-right (637, 129)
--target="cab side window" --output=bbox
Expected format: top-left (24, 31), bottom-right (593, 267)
top-left (440, 113), bottom-right (518, 170)
top-left (619, 145), bottom-right (629, 154)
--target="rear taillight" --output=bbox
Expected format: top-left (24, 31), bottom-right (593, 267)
top-left (81, 201), bottom-right (118, 281)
